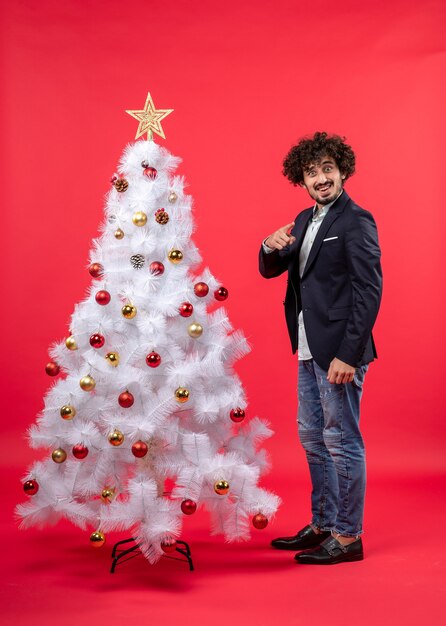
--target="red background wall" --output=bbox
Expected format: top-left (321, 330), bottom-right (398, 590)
top-left (3, 0), bottom-right (445, 477)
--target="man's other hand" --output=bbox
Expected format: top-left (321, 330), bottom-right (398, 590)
top-left (265, 222), bottom-right (296, 250)
top-left (327, 358), bottom-right (355, 384)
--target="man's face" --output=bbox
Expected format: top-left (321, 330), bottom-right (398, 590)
top-left (301, 156), bottom-right (344, 206)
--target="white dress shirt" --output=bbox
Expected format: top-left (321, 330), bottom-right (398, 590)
top-left (263, 192), bottom-right (342, 360)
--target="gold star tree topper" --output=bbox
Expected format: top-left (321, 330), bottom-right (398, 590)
top-left (126, 92), bottom-right (173, 140)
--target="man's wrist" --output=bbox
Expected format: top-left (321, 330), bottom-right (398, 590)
top-left (262, 238), bottom-right (275, 254)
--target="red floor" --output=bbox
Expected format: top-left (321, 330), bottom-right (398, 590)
top-left (3, 466), bottom-right (445, 626)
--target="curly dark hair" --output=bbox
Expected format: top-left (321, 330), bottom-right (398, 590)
top-left (282, 131), bottom-right (356, 186)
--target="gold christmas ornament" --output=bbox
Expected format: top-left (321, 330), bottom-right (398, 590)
top-left (175, 387), bottom-right (190, 403)
top-left (105, 352), bottom-right (120, 367)
top-left (126, 92), bottom-right (174, 140)
top-left (168, 191), bottom-right (178, 204)
top-left (113, 178), bottom-right (128, 192)
top-left (52, 448), bottom-right (67, 464)
top-left (114, 228), bottom-right (125, 240)
top-left (122, 304), bottom-right (137, 319)
top-left (108, 429), bottom-right (124, 446)
top-left (101, 487), bottom-right (115, 504)
top-left (60, 405), bottom-right (76, 420)
top-left (90, 531), bottom-right (106, 548)
top-left (80, 375), bottom-right (96, 391)
top-left (214, 479), bottom-right (230, 495)
top-left (132, 211), bottom-right (147, 227)
top-left (168, 249), bottom-right (183, 264)
top-left (188, 322), bottom-right (203, 338)
top-left (65, 336), bottom-right (78, 350)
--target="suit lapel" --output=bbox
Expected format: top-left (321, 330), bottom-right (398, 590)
top-left (301, 191), bottom-right (350, 278)
top-left (289, 208), bottom-right (313, 275)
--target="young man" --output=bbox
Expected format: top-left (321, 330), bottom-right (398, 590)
top-left (259, 132), bottom-right (382, 564)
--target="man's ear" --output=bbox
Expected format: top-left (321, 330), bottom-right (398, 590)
top-left (341, 174), bottom-right (346, 180)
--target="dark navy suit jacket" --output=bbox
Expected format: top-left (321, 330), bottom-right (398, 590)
top-left (259, 191), bottom-right (382, 370)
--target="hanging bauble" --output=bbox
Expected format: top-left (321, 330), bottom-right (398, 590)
top-left (108, 214), bottom-right (116, 224)
top-left (143, 166), bottom-right (157, 180)
top-left (214, 287), bottom-right (229, 301)
top-left (108, 430), bottom-right (124, 446)
top-left (114, 228), bottom-right (125, 240)
top-left (122, 304), bottom-right (137, 319)
top-left (80, 375), bottom-right (96, 391)
top-left (52, 448), bottom-right (67, 464)
top-left (179, 302), bottom-right (193, 317)
top-left (168, 191), bottom-right (178, 204)
top-left (181, 499), bottom-right (197, 515)
top-left (95, 290), bottom-right (111, 305)
top-left (110, 174), bottom-right (118, 184)
top-left (214, 479), bottom-right (230, 495)
top-left (132, 441), bottom-right (148, 458)
top-left (194, 282), bottom-right (209, 297)
top-left (252, 513), bottom-right (269, 530)
top-left (132, 211), bottom-right (147, 227)
top-left (141, 160), bottom-right (149, 168)
top-left (60, 405), bottom-right (76, 420)
top-left (155, 209), bottom-right (169, 225)
top-left (88, 263), bottom-right (104, 278)
top-left (118, 390), bottom-right (134, 408)
top-left (65, 336), bottom-right (78, 350)
top-left (90, 531), bottom-right (106, 548)
top-left (113, 178), bottom-right (128, 192)
top-left (149, 261), bottom-right (165, 276)
top-left (105, 352), bottom-right (120, 367)
top-left (146, 352), bottom-right (161, 368)
top-left (90, 333), bottom-right (105, 349)
top-left (175, 387), bottom-right (190, 403)
top-left (23, 479), bottom-right (39, 495)
top-left (168, 249), bottom-right (183, 264)
top-left (130, 254), bottom-right (145, 269)
top-left (101, 487), bottom-right (115, 504)
top-left (72, 444), bottom-right (89, 459)
top-left (161, 539), bottom-right (177, 554)
top-left (45, 361), bottom-right (60, 376)
top-left (230, 408), bottom-right (245, 423)
top-left (188, 322), bottom-right (203, 338)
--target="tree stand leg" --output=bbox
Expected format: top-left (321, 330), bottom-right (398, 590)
top-left (110, 538), bottom-right (194, 573)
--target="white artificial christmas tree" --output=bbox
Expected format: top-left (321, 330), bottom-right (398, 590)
top-left (17, 93), bottom-right (280, 565)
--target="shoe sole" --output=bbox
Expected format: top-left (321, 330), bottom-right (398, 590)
top-left (271, 543), bottom-right (324, 551)
top-left (296, 553), bottom-right (364, 565)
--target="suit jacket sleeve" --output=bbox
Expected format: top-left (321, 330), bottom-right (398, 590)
top-left (335, 210), bottom-right (383, 366)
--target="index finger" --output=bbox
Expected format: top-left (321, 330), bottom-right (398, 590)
top-left (283, 222), bottom-right (295, 234)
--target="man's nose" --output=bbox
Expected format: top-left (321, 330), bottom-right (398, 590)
top-left (316, 171), bottom-right (328, 184)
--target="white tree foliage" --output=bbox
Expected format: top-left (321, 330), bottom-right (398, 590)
top-left (16, 139), bottom-right (280, 563)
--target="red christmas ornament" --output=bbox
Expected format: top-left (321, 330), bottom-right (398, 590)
top-left (72, 444), bottom-right (89, 459)
top-left (45, 361), bottom-right (60, 376)
top-left (118, 391), bottom-right (134, 408)
top-left (146, 352), bottom-right (161, 368)
top-left (194, 282), bottom-right (209, 297)
top-left (181, 499), bottom-right (197, 515)
top-left (252, 513), bottom-right (269, 530)
top-left (149, 261), bottom-right (165, 276)
top-left (23, 479), bottom-right (39, 495)
top-left (143, 167), bottom-right (157, 180)
top-left (131, 441), bottom-right (148, 458)
top-left (90, 333), bottom-right (105, 349)
top-left (88, 263), bottom-right (104, 278)
top-left (214, 286), bottom-right (229, 301)
top-left (95, 290), bottom-right (111, 305)
top-left (161, 539), bottom-right (177, 554)
top-left (110, 174), bottom-right (118, 183)
top-left (179, 302), bottom-right (193, 317)
top-left (230, 408), bottom-right (246, 423)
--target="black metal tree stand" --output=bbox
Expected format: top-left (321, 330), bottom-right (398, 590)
top-left (110, 537), bottom-right (194, 573)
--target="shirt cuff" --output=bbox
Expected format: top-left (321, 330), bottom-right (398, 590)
top-left (262, 239), bottom-right (275, 254)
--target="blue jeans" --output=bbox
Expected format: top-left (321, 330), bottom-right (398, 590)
top-left (297, 359), bottom-right (368, 537)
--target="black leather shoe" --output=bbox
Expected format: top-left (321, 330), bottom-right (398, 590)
top-left (271, 525), bottom-right (331, 551)
top-left (295, 536), bottom-right (364, 564)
